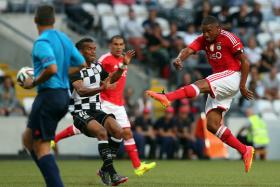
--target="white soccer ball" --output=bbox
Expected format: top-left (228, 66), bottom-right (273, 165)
top-left (16, 66), bottom-right (34, 86)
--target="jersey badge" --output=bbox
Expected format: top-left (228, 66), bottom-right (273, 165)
top-left (217, 43), bottom-right (221, 50)
top-left (210, 44), bottom-right (215, 52)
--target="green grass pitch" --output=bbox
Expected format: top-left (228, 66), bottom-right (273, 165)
top-left (0, 160), bottom-right (280, 187)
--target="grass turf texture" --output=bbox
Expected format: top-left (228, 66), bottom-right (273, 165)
top-left (0, 160), bottom-right (279, 187)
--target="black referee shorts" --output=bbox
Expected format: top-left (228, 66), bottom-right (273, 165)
top-left (72, 110), bottom-right (115, 136)
top-left (27, 89), bottom-right (69, 141)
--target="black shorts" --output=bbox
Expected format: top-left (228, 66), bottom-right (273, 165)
top-left (27, 89), bottom-right (69, 141)
top-left (72, 110), bottom-right (115, 136)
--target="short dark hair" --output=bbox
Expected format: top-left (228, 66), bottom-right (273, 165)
top-left (35, 4), bottom-right (55, 26)
top-left (75, 38), bottom-right (94, 50)
top-left (109, 35), bottom-right (125, 44)
top-left (201, 16), bottom-right (219, 26)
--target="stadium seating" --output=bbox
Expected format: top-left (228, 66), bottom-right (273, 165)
top-left (261, 112), bottom-right (278, 120)
top-left (258, 0), bottom-right (273, 20)
top-left (113, 4), bottom-right (129, 17)
top-left (96, 3), bottom-right (113, 16)
top-left (0, 0), bottom-right (7, 12)
top-left (272, 100), bottom-right (280, 115)
top-left (212, 5), bottom-right (222, 14)
top-left (253, 99), bottom-right (274, 114)
top-left (277, 73), bottom-right (280, 82)
top-left (183, 0), bottom-right (194, 9)
top-left (256, 32), bottom-right (272, 48)
top-left (259, 21), bottom-right (267, 32)
top-left (118, 16), bottom-right (129, 32)
top-left (101, 15), bottom-right (121, 39)
top-left (136, 17), bottom-right (146, 27)
top-left (131, 4), bottom-right (148, 18)
top-left (113, 4), bottom-right (130, 32)
top-left (273, 32), bottom-right (280, 41)
top-left (267, 21), bottom-right (280, 32)
top-left (157, 0), bottom-right (176, 9)
top-left (158, 0), bottom-right (193, 9)
top-left (155, 17), bottom-right (170, 36)
top-left (176, 31), bottom-right (187, 39)
top-left (81, 3), bottom-right (99, 27)
top-left (229, 6), bottom-right (240, 14)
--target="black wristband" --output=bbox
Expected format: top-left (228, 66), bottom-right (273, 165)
top-left (32, 79), bottom-right (36, 87)
top-left (118, 63), bottom-right (127, 70)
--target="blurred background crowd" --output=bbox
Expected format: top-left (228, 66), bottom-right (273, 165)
top-left (0, 0), bottom-right (279, 160)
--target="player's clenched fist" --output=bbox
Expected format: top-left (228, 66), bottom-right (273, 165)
top-left (240, 87), bottom-right (254, 100)
top-left (173, 57), bottom-right (183, 70)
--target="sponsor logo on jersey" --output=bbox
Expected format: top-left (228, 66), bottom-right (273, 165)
top-left (209, 52), bottom-right (222, 59)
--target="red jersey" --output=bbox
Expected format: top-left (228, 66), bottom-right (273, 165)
top-left (189, 30), bottom-right (243, 73)
top-left (99, 52), bottom-right (127, 106)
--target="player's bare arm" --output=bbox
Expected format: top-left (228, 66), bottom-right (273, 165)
top-left (101, 74), bottom-right (116, 90)
top-left (72, 79), bottom-right (105, 97)
top-left (238, 52), bottom-right (254, 100)
top-left (110, 50), bottom-right (135, 83)
top-left (68, 63), bottom-right (87, 75)
top-left (173, 47), bottom-right (195, 70)
top-left (23, 64), bottom-right (57, 89)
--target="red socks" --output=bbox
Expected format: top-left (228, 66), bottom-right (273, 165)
top-left (216, 126), bottom-right (247, 155)
top-left (124, 139), bottom-right (141, 168)
top-left (166, 84), bottom-right (200, 102)
top-left (54, 125), bottom-right (80, 143)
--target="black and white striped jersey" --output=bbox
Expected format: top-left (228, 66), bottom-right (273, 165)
top-left (68, 62), bottom-right (108, 114)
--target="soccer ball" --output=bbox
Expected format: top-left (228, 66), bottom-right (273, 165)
top-left (16, 66), bottom-right (34, 86)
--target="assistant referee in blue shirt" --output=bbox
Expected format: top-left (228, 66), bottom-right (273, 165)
top-left (22, 4), bottom-right (85, 187)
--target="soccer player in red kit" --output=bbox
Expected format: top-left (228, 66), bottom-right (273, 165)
top-left (146, 16), bottom-right (255, 173)
top-left (98, 35), bottom-right (156, 176)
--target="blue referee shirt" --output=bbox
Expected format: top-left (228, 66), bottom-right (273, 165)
top-left (32, 29), bottom-right (84, 91)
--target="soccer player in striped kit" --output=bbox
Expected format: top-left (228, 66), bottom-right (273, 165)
top-left (54, 35), bottom-right (156, 176)
top-left (146, 16), bottom-right (255, 173)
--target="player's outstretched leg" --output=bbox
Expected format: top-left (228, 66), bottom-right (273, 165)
top-left (54, 125), bottom-right (81, 144)
top-left (145, 90), bottom-right (171, 107)
top-left (146, 84), bottom-right (200, 107)
top-left (216, 125), bottom-right (254, 173)
top-left (207, 110), bottom-right (254, 173)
